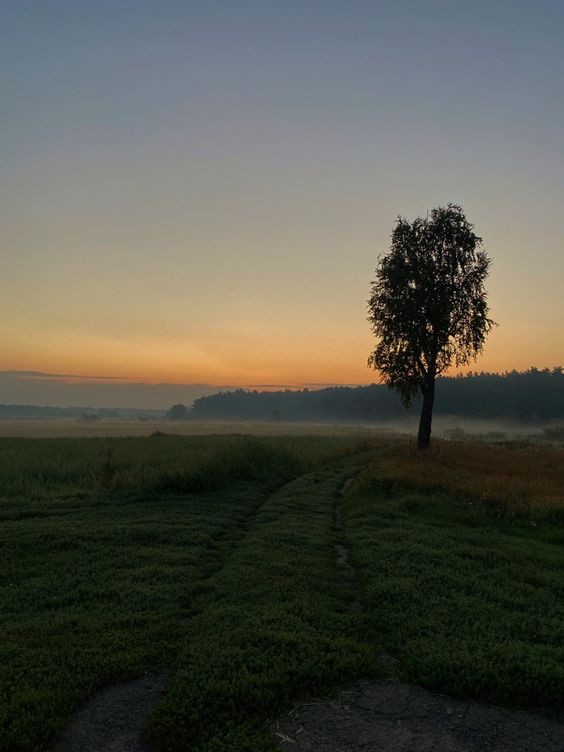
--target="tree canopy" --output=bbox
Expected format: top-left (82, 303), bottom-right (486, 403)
top-left (166, 403), bottom-right (190, 421)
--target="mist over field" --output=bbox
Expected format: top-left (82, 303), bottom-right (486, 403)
top-left (2, 369), bottom-right (562, 445)
top-left (0, 371), bottom-right (224, 409)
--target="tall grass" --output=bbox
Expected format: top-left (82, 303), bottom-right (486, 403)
top-left (154, 439), bottom-right (301, 493)
top-left (357, 439), bottom-right (564, 517)
top-left (0, 435), bottom-right (370, 502)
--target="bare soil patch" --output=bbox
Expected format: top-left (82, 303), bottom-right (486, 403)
top-left (274, 679), bottom-right (564, 751)
top-left (54, 676), bottom-right (164, 752)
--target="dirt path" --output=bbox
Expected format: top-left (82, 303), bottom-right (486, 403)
top-left (54, 676), bottom-right (165, 752)
top-left (334, 478), bottom-right (356, 580)
top-left (274, 679), bottom-right (564, 751)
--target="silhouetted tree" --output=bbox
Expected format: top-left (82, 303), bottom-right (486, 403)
top-left (367, 204), bottom-right (495, 449)
top-left (166, 403), bottom-right (190, 420)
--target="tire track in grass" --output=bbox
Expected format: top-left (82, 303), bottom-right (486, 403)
top-left (4, 440), bottom-right (373, 751)
top-left (334, 473), bottom-right (401, 679)
top-left (335, 472), bottom-right (404, 679)
top-left (50, 481), bottom-right (283, 752)
top-left (50, 454), bottom-right (372, 752)
top-left (274, 459), bottom-right (564, 752)
top-left (144, 455), bottom-right (379, 752)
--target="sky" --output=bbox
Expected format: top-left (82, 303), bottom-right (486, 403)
top-left (1, 0), bottom-right (563, 405)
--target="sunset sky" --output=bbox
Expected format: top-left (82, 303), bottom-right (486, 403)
top-left (2, 1), bottom-right (563, 402)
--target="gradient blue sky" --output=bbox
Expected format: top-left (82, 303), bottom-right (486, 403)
top-left (1, 0), bottom-right (563, 397)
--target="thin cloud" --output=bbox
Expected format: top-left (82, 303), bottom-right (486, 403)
top-left (1, 370), bottom-right (126, 381)
top-left (246, 382), bottom-right (366, 389)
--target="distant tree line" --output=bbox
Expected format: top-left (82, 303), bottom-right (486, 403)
top-left (0, 405), bottom-right (164, 420)
top-left (189, 368), bottom-right (564, 424)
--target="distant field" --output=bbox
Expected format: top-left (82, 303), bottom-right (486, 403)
top-left (1, 435), bottom-right (563, 751)
top-left (0, 419), bottom-right (393, 438)
top-left (0, 417), bottom-right (552, 443)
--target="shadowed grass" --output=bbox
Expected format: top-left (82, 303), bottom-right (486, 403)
top-left (0, 434), bottom-right (370, 501)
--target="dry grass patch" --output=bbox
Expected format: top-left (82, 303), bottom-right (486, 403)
top-left (362, 439), bottom-right (564, 515)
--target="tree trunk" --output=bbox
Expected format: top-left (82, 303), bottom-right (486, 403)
top-left (417, 377), bottom-right (435, 450)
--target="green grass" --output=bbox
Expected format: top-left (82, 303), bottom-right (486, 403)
top-left (0, 435), bottom-right (371, 751)
top-left (1, 483), bottom-right (270, 751)
top-left (2, 434), bottom-right (564, 751)
top-left (145, 458), bottom-right (378, 751)
top-left (0, 434), bottom-right (366, 500)
top-left (344, 470), bottom-right (564, 712)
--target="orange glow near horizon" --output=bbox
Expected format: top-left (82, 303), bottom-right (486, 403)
top-left (2, 322), bottom-right (562, 389)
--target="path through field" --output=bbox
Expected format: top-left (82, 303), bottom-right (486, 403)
top-left (41, 452), bottom-right (564, 751)
top-left (270, 465), bottom-right (564, 752)
top-left (51, 458), bottom-right (370, 751)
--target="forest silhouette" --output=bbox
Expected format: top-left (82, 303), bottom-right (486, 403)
top-left (189, 369), bottom-right (564, 425)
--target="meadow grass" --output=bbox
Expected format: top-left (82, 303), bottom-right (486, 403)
top-left (0, 436), bottom-right (372, 751)
top-left (344, 439), bottom-right (564, 711)
top-left (0, 434), bottom-right (366, 501)
top-left (2, 434), bottom-right (563, 751)
top-left (359, 438), bottom-right (564, 516)
top-left (146, 457), bottom-right (379, 751)
top-left (0, 419), bottom-right (387, 439)
top-left (1, 483), bottom-right (268, 751)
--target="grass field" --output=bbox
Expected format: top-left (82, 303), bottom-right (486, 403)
top-left (0, 419), bottom-right (390, 439)
top-left (1, 434), bottom-right (563, 750)
top-left (345, 440), bottom-right (564, 712)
